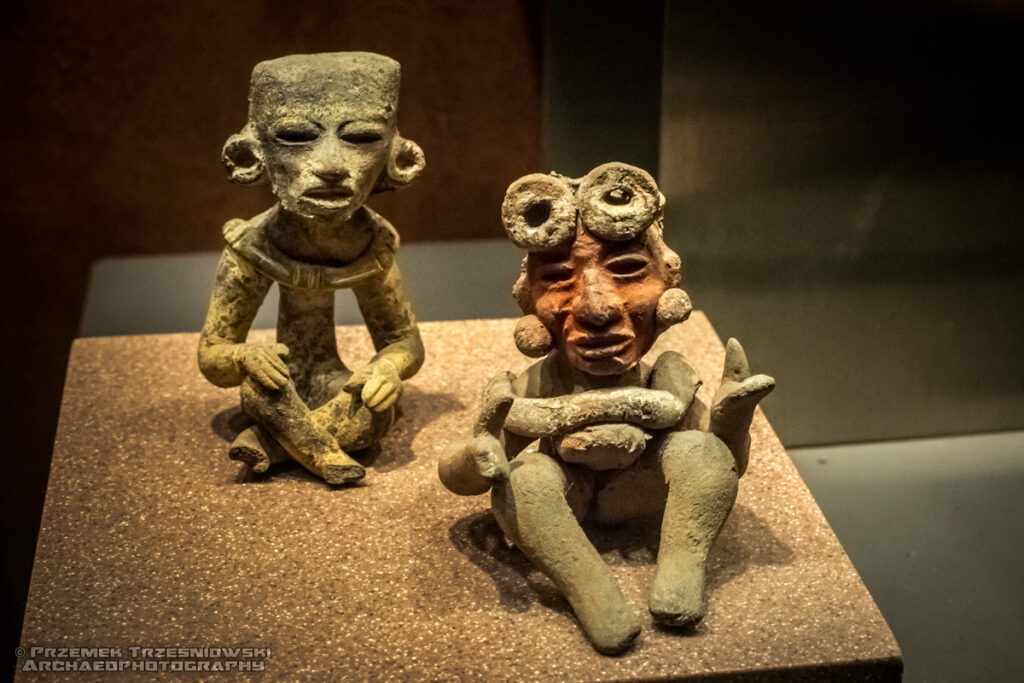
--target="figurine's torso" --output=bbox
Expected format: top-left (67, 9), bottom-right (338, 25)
top-left (223, 205), bottom-right (401, 401)
top-left (223, 205), bottom-right (399, 290)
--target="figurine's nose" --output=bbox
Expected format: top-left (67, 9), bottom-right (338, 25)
top-left (575, 269), bottom-right (622, 328)
top-left (310, 136), bottom-right (349, 181)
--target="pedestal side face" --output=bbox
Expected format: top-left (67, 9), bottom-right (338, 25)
top-left (18, 316), bottom-right (900, 681)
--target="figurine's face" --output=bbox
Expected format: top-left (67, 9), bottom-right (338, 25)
top-left (253, 81), bottom-right (395, 222)
top-left (528, 229), bottom-right (666, 377)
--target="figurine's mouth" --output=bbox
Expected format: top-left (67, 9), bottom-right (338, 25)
top-left (569, 333), bottom-right (634, 360)
top-left (302, 185), bottom-right (355, 207)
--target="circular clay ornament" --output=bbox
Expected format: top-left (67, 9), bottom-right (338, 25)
top-left (656, 288), bottom-right (692, 329)
top-left (513, 314), bottom-right (554, 358)
top-left (385, 136), bottom-right (426, 188)
top-left (501, 174), bottom-right (577, 251)
top-left (578, 163), bottom-right (663, 241)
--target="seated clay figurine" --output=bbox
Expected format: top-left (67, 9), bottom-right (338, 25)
top-left (199, 53), bottom-right (426, 485)
top-left (439, 163), bottom-right (774, 654)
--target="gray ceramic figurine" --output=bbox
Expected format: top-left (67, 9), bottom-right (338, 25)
top-left (439, 163), bottom-right (775, 654)
top-left (199, 53), bottom-right (425, 485)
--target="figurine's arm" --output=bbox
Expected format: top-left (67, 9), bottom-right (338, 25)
top-left (709, 338), bottom-right (775, 476)
top-left (439, 372), bottom-right (528, 495)
top-left (197, 247), bottom-right (287, 389)
top-left (344, 262), bottom-right (425, 412)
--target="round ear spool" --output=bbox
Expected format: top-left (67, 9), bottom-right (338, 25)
top-left (513, 314), bottom-right (554, 358)
top-left (656, 287), bottom-right (692, 332)
top-left (385, 136), bottom-right (426, 188)
top-left (577, 162), bottom-right (664, 241)
top-left (501, 173), bottom-right (577, 251)
top-left (221, 131), bottom-right (265, 185)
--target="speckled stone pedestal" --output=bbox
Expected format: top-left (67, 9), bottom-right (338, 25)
top-left (19, 316), bottom-right (900, 681)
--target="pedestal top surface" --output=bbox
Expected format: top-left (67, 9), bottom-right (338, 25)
top-left (19, 316), bottom-right (900, 680)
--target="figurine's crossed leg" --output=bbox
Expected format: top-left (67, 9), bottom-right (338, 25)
top-left (231, 377), bottom-right (393, 484)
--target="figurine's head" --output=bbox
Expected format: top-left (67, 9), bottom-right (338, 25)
top-left (222, 52), bottom-right (425, 222)
top-left (504, 163), bottom-right (692, 377)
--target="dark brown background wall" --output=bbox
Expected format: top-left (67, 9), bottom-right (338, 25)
top-left (0, 0), bottom-right (542, 661)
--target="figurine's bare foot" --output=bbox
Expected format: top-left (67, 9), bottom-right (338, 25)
top-left (229, 432), bottom-right (269, 472)
top-left (228, 426), bottom-right (289, 473)
top-left (572, 589), bottom-right (642, 655)
top-left (649, 555), bottom-right (706, 628)
top-left (318, 450), bottom-right (366, 485)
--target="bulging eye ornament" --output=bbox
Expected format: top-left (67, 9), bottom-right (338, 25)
top-left (501, 173), bottom-right (577, 251)
top-left (577, 163), bottom-right (664, 242)
top-left (500, 162), bottom-right (666, 251)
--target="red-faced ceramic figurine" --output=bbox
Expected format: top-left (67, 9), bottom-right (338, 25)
top-left (439, 163), bottom-right (775, 654)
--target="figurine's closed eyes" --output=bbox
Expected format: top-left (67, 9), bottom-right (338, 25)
top-left (271, 121), bottom-right (387, 146)
top-left (341, 130), bottom-right (384, 144)
top-left (604, 253), bottom-right (649, 278)
top-left (339, 123), bottom-right (387, 144)
top-left (274, 121), bottom-right (320, 145)
top-left (534, 261), bottom-right (574, 284)
top-left (533, 249), bottom-right (650, 286)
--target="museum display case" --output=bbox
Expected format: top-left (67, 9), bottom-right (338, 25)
top-left (8, 1), bottom-right (1022, 680)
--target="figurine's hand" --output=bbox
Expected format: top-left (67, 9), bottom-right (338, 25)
top-left (439, 433), bottom-right (509, 495)
top-left (235, 343), bottom-right (290, 390)
top-left (467, 434), bottom-right (510, 483)
top-left (344, 358), bottom-right (402, 412)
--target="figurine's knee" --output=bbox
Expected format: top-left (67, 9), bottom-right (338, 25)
top-left (312, 391), bottom-right (395, 452)
top-left (661, 431), bottom-right (737, 487)
top-left (239, 376), bottom-right (301, 425)
top-left (491, 451), bottom-right (571, 546)
top-left (239, 377), bottom-right (266, 418)
top-left (508, 450), bottom-right (567, 490)
top-left (509, 451), bottom-right (594, 517)
top-left (494, 451), bottom-right (567, 515)
top-left (338, 405), bottom-right (394, 451)
top-left (658, 431), bottom-right (738, 550)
